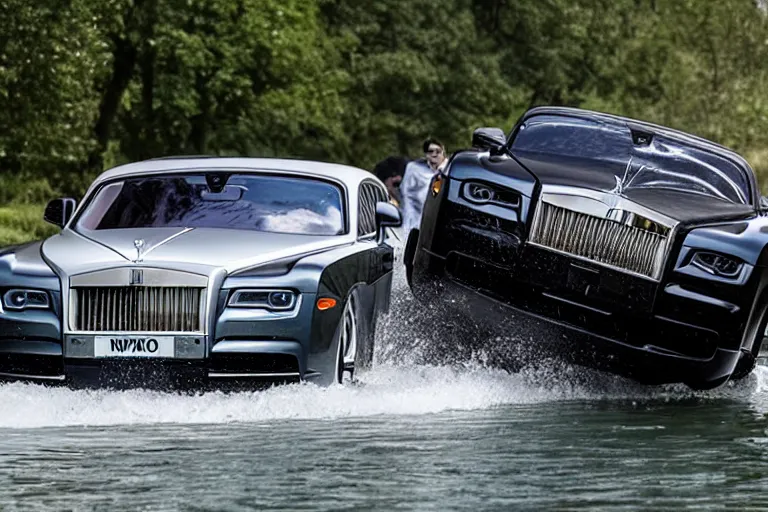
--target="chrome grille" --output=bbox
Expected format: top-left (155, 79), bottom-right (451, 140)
top-left (72, 287), bottom-right (204, 332)
top-left (530, 202), bottom-right (668, 280)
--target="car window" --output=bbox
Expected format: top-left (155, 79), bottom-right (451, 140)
top-left (76, 174), bottom-right (346, 235)
top-left (358, 181), bottom-right (387, 237)
top-left (511, 114), bottom-right (751, 204)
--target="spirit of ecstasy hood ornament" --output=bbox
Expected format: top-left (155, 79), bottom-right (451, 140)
top-left (133, 238), bottom-right (146, 263)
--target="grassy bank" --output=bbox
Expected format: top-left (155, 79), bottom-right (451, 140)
top-left (0, 175), bottom-right (62, 247)
top-left (0, 203), bottom-right (59, 247)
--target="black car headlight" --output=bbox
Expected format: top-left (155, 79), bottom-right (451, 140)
top-left (461, 181), bottom-right (520, 208)
top-left (691, 251), bottom-right (743, 278)
top-left (227, 289), bottom-right (298, 311)
top-left (464, 182), bottom-right (494, 203)
top-left (2, 289), bottom-right (50, 311)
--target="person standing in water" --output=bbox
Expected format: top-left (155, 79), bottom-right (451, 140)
top-left (400, 138), bottom-right (447, 240)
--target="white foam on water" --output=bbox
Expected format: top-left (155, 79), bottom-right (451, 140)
top-left (0, 365), bottom-right (549, 429)
top-left (0, 362), bottom-right (765, 430)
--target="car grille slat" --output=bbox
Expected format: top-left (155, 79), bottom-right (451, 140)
top-left (531, 202), bottom-right (668, 280)
top-left (72, 287), bottom-right (203, 332)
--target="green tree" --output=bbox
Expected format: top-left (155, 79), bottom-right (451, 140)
top-left (113, 0), bottom-right (349, 163)
top-left (0, 0), bottom-right (110, 176)
top-left (320, 0), bottom-right (520, 168)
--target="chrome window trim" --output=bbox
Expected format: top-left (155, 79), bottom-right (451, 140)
top-left (357, 180), bottom-right (387, 239)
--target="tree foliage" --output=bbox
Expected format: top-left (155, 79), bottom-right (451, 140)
top-left (2, 0), bottom-right (768, 210)
top-left (0, 0), bottom-right (111, 171)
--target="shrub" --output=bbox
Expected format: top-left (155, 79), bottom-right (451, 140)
top-left (0, 203), bottom-right (59, 248)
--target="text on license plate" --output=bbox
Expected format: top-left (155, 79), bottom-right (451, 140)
top-left (94, 336), bottom-right (175, 358)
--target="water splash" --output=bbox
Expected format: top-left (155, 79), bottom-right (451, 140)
top-left (0, 362), bottom-right (765, 429)
top-left (0, 253), bottom-right (766, 429)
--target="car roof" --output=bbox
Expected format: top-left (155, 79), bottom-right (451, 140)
top-left (89, 156), bottom-right (380, 191)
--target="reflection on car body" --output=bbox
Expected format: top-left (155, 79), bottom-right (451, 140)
top-left (0, 157), bottom-right (401, 389)
top-left (406, 106), bottom-right (768, 390)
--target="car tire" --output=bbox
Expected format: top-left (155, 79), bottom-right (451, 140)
top-left (355, 307), bottom-right (376, 371)
top-left (334, 294), bottom-right (359, 385)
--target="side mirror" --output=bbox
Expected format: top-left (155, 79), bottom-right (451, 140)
top-left (43, 198), bottom-right (77, 228)
top-left (376, 201), bottom-right (402, 244)
top-left (376, 201), bottom-right (402, 228)
top-left (472, 127), bottom-right (507, 153)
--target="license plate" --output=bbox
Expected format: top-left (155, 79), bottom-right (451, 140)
top-left (94, 336), bottom-right (175, 358)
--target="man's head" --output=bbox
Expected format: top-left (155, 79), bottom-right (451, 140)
top-left (423, 138), bottom-right (446, 170)
top-left (373, 156), bottom-right (407, 205)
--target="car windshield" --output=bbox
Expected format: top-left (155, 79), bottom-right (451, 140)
top-left (75, 173), bottom-right (345, 235)
top-left (510, 114), bottom-right (752, 204)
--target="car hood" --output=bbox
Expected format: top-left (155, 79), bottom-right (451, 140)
top-left (513, 153), bottom-right (755, 223)
top-left (41, 227), bottom-right (350, 277)
top-left (506, 111), bottom-right (756, 225)
top-left (452, 150), bottom-right (756, 226)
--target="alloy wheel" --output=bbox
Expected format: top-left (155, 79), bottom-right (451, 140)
top-left (336, 296), bottom-right (358, 384)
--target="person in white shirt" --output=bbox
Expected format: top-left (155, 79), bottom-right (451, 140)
top-left (400, 138), bottom-right (447, 241)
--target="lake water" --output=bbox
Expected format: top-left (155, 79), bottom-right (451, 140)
top-left (1, 269), bottom-right (767, 511)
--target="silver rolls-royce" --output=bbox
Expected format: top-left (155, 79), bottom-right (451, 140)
top-left (0, 157), bottom-right (401, 389)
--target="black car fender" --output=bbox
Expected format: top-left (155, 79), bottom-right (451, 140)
top-left (404, 228), bottom-right (419, 287)
top-left (679, 218), bottom-right (768, 355)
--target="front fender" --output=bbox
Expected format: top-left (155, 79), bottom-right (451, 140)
top-left (0, 241), bottom-right (60, 289)
top-left (676, 217), bottom-right (768, 353)
top-left (0, 241), bottom-right (62, 344)
top-left (681, 216), bottom-right (768, 267)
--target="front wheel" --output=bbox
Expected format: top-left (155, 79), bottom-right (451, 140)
top-left (334, 295), bottom-right (359, 384)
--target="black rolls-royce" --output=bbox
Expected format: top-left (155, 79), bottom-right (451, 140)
top-left (406, 106), bottom-right (768, 390)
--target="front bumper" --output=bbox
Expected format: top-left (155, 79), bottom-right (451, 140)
top-left (411, 247), bottom-right (743, 388)
top-left (0, 338), bottom-right (308, 389)
top-left (0, 283), bottom-right (344, 389)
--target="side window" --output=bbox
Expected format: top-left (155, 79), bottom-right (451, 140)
top-left (358, 181), bottom-right (386, 238)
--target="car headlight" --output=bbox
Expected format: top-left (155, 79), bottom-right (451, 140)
top-left (464, 182), bottom-right (494, 203)
top-left (2, 289), bottom-right (50, 311)
top-left (227, 289), bottom-right (298, 311)
top-left (691, 251), bottom-right (743, 278)
top-left (461, 181), bottom-right (520, 208)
